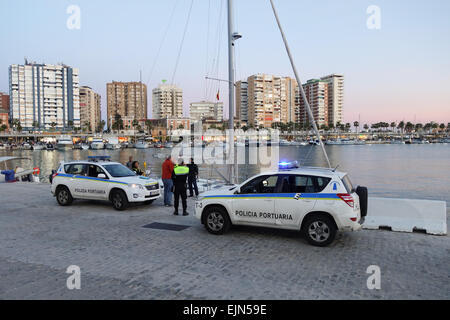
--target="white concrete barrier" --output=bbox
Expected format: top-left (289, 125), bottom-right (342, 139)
top-left (363, 197), bottom-right (447, 235)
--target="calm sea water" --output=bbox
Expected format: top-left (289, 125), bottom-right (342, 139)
top-left (1, 144), bottom-right (449, 205)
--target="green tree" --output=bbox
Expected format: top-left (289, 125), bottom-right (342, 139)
top-left (397, 121), bottom-right (405, 134)
top-left (390, 122), bottom-right (396, 132)
top-left (353, 121), bottom-right (359, 133)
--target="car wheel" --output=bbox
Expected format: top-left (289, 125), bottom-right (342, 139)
top-left (111, 190), bottom-right (129, 211)
top-left (302, 214), bottom-right (336, 247)
top-left (203, 206), bottom-right (231, 235)
top-left (56, 186), bottom-right (73, 206)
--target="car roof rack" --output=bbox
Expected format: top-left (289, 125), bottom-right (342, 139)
top-left (88, 156), bottom-right (111, 162)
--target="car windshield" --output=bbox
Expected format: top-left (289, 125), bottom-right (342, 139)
top-left (103, 164), bottom-right (136, 178)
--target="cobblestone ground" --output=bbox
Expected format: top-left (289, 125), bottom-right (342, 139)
top-left (0, 183), bottom-right (448, 299)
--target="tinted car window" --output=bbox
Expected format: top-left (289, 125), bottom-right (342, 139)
top-left (87, 164), bottom-right (107, 178)
top-left (280, 175), bottom-right (331, 193)
top-left (240, 175), bottom-right (279, 194)
top-left (65, 164), bottom-right (87, 176)
top-left (341, 175), bottom-right (354, 193)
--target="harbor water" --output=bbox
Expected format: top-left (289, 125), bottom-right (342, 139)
top-left (1, 144), bottom-right (449, 205)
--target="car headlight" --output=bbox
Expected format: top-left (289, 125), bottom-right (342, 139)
top-left (128, 183), bottom-right (144, 190)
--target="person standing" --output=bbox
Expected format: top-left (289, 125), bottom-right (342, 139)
top-left (126, 156), bottom-right (133, 169)
top-left (172, 159), bottom-right (189, 216)
top-left (187, 158), bottom-right (199, 197)
top-left (162, 155), bottom-right (175, 207)
top-left (132, 161), bottom-right (144, 176)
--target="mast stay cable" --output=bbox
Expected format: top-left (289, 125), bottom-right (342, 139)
top-left (171, 0), bottom-right (195, 84)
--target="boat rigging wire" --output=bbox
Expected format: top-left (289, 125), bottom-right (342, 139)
top-left (171, 0), bottom-right (195, 84)
top-left (145, 0), bottom-right (180, 86)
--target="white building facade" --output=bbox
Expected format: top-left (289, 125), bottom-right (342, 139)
top-left (152, 84), bottom-right (183, 119)
top-left (9, 62), bottom-right (80, 130)
top-left (320, 74), bottom-right (344, 127)
top-left (189, 101), bottom-right (223, 121)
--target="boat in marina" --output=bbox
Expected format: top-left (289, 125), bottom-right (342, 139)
top-left (105, 136), bottom-right (121, 150)
top-left (32, 143), bottom-right (46, 150)
top-left (56, 136), bottom-right (73, 151)
top-left (0, 156), bottom-right (40, 183)
top-left (135, 140), bottom-right (150, 149)
top-left (90, 137), bottom-right (105, 150)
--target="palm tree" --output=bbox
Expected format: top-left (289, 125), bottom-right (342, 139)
top-left (50, 122), bottom-right (57, 131)
top-left (390, 122), bottom-right (396, 132)
top-left (353, 121), bottom-right (359, 133)
top-left (363, 124), bottom-right (369, 132)
top-left (397, 121), bottom-right (405, 134)
top-left (98, 120), bottom-right (106, 133)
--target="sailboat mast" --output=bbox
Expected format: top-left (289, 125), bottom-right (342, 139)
top-left (269, 0), bottom-right (331, 168)
top-left (227, 0), bottom-right (236, 183)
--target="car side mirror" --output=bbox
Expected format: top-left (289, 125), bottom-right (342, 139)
top-left (234, 187), bottom-right (241, 194)
top-left (97, 173), bottom-right (107, 179)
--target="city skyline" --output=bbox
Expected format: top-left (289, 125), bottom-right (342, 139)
top-left (1, 0), bottom-right (449, 125)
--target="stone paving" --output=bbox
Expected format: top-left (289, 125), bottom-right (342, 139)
top-left (0, 183), bottom-right (448, 299)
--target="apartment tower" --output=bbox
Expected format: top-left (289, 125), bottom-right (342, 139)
top-left (106, 81), bottom-right (147, 129)
top-left (79, 86), bottom-right (101, 132)
top-left (9, 61), bottom-right (80, 130)
top-left (152, 83), bottom-right (183, 119)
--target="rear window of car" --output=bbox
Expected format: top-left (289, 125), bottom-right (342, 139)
top-left (341, 175), bottom-right (354, 193)
top-left (280, 175), bottom-right (331, 193)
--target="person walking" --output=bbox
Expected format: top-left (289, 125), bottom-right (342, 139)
top-left (162, 155), bottom-right (175, 207)
top-left (172, 159), bottom-right (189, 216)
top-left (187, 158), bottom-right (199, 197)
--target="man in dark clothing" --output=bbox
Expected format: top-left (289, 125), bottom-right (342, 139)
top-left (187, 158), bottom-right (199, 197)
top-left (172, 159), bottom-right (189, 216)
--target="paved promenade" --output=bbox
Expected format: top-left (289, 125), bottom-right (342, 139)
top-left (0, 183), bottom-right (448, 299)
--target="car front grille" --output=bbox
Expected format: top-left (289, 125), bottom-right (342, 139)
top-left (146, 184), bottom-right (159, 191)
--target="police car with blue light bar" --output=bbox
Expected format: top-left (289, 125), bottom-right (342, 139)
top-left (195, 161), bottom-right (368, 246)
top-left (50, 156), bottom-right (161, 210)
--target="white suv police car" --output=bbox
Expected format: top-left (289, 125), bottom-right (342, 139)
top-left (195, 162), bottom-right (368, 246)
top-left (51, 156), bottom-right (161, 210)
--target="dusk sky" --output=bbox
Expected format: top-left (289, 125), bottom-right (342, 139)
top-left (1, 0), bottom-right (449, 125)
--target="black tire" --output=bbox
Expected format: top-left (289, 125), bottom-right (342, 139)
top-left (203, 206), bottom-right (231, 235)
top-left (302, 214), bottom-right (337, 247)
top-left (144, 200), bottom-right (154, 205)
top-left (110, 190), bottom-right (129, 211)
top-left (356, 186), bottom-right (368, 217)
top-left (56, 185), bottom-right (73, 206)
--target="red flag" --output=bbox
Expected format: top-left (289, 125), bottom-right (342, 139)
top-left (216, 90), bottom-right (220, 101)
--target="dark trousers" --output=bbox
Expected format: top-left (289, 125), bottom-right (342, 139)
top-left (188, 176), bottom-right (198, 196)
top-left (174, 185), bottom-right (187, 212)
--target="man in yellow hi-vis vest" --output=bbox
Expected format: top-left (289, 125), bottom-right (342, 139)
top-left (172, 159), bottom-right (189, 215)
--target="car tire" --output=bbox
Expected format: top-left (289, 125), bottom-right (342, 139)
top-left (203, 206), bottom-right (231, 235)
top-left (302, 214), bottom-right (337, 247)
top-left (56, 185), bottom-right (73, 206)
top-left (356, 186), bottom-right (368, 217)
top-left (111, 190), bottom-right (129, 211)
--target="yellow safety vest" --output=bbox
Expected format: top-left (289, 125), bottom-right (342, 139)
top-left (174, 165), bottom-right (189, 175)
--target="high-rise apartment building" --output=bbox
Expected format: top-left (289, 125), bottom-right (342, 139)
top-left (189, 101), bottom-right (223, 122)
top-left (152, 83), bottom-right (183, 119)
top-left (79, 86), bottom-right (101, 132)
top-left (9, 61), bottom-right (80, 130)
top-left (0, 92), bottom-right (9, 111)
top-left (235, 81), bottom-right (248, 123)
top-left (297, 79), bottom-right (329, 128)
top-left (245, 74), bottom-right (297, 128)
top-left (0, 92), bottom-right (9, 132)
top-left (320, 74), bottom-right (344, 127)
top-left (106, 81), bottom-right (147, 129)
